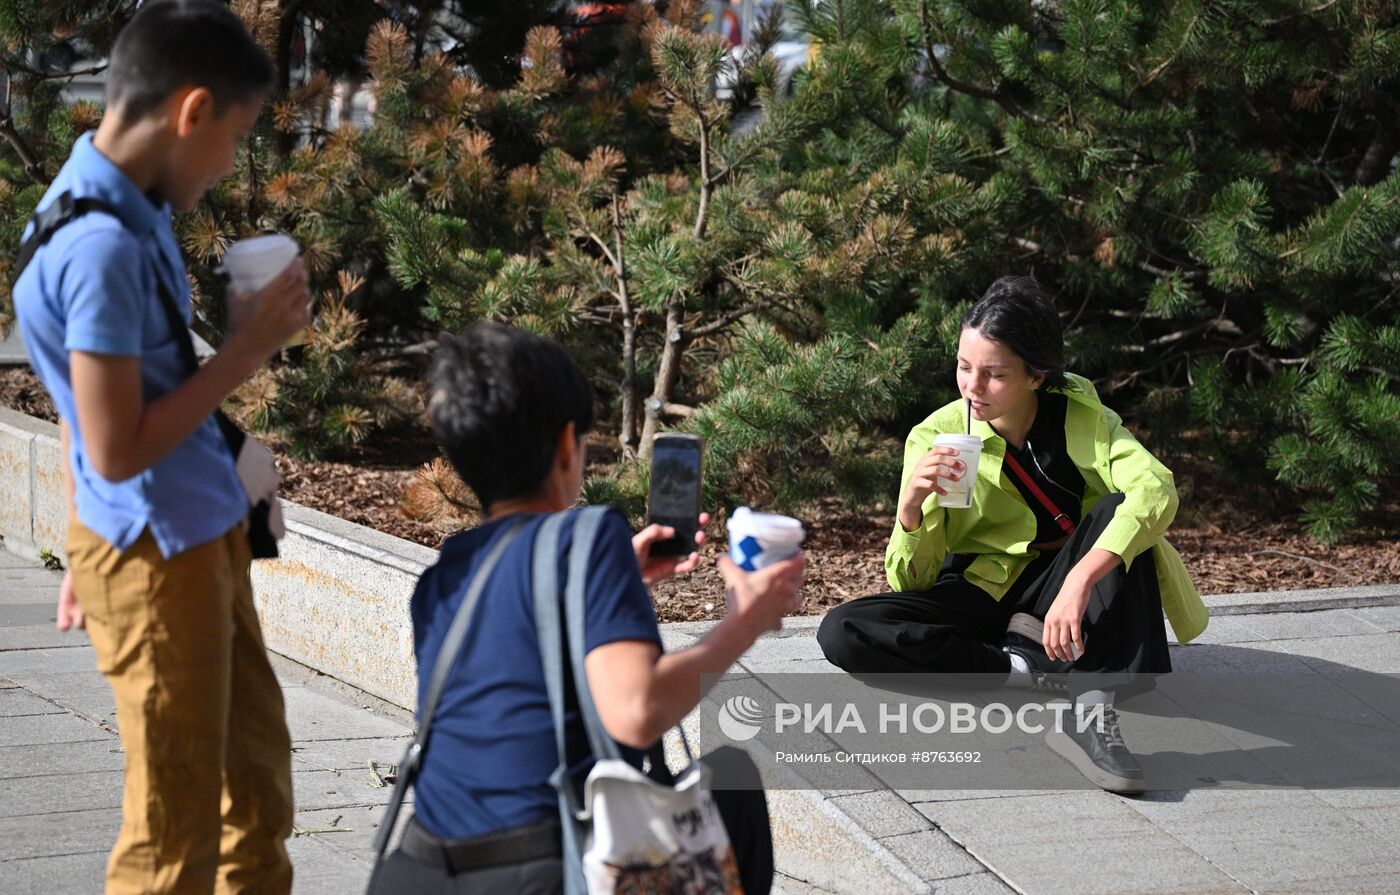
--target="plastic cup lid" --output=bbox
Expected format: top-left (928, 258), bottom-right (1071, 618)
top-left (221, 234), bottom-right (298, 271)
top-left (731, 506), bottom-right (806, 542)
top-left (934, 433), bottom-right (983, 447)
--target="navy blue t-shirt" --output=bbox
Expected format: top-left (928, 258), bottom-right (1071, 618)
top-left (409, 508), bottom-right (661, 840)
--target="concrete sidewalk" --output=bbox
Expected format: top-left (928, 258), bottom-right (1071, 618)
top-left (0, 549), bottom-right (412, 894)
top-left (5, 545), bottom-right (1400, 893)
top-left (0, 548), bottom-right (821, 894)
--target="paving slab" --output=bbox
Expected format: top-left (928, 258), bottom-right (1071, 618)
top-left (919, 791), bottom-right (1250, 895)
top-left (1122, 789), bottom-right (1400, 894)
top-left (874, 829), bottom-right (987, 882)
top-left (826, 791), bottom-right (935, 838)
top-left (0, 621), bottom-right (87, 652)
top-left (6, 543), bottom-right (1400, 893)
top-left (0, 769), bottom-right (124, 818)
top-left (0, 644), bottom-right (97, 675)
top-left (1271, 632), bottom-right (1400, 673)
top-left (1308, 788), bottom-right (1400, 844)
top-left (1221, 609), bottom-right (1386, 642)
top-left (0, 738), bottom-right (124, 778)
top-left (0, 711), bottom-right (112, 747)
top-left (0, 690), bottom-right (63, 717)
top-left (4, 670), bottom-right (118, 724)
top-left (292, 804), bottom-right (384, 856)
top-left (1168, 614), bottom-right (1266, 645)
top-left (930, 873), bottom-right (1017, 894)
top-left (1204, 583), bottom-right (1400, 615)
top-left (292, 767), bottom-right (405, 813)
top-left (282, 686), bottom-right (413, 742)
top-left (286, 833), bottom-right (374, 894)
top-left (289, 736), bottom-right (412, 774)
top-left (1349, 605), bottom-right (1400, 632)
top-left (0, 806), bottom-right (122, 861)
top-left (0, 850), bottom-right (108, 894)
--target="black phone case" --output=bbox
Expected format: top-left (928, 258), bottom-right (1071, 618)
top-left (648, 438), bottom-right (702, 556)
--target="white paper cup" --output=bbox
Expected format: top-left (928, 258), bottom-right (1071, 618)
top-left (219, 234), bottom-right (305, 346)
top-left (728, 507), bottom-right (806, 572)
top-left (221, 233), bottom-right (299, 292)
top-left (932, 433), bottom-right (983, 509)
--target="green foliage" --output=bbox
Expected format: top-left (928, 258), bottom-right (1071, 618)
top-left (4, 0), bottom-right (1396, 539)
top-left (230, 280), bottom-right (416, 459)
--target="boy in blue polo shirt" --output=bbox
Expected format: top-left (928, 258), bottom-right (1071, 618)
top-left (12, 3), bottom-right (310, 892)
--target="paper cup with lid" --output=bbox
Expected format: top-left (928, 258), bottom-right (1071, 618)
top-left (728, 507), bottom-right (806, 572)
top-left (219, 233), bottom-right (306, 346)
top-left (931, 433), bottom-right (983, 509)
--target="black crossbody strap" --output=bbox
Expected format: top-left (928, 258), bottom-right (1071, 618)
top-left (15, 192), bottom-right (123, 280)
top-left (368, 518), bottom-right (529, 876)
top-left (142, 248), bottom-right (248, 456)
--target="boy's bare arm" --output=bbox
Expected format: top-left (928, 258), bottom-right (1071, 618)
top-left (71, 263), bottom-right (309, 482)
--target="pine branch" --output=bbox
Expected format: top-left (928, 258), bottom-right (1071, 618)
top-left (689, 303), bottom-right (762, 339)
top-left (645, 399), bottom-right (695, 418)
top-left (1262, 0), bottom-right (1344, 28)
top-left (916, 2), bottom-right (1045, 125)
top-left (0, 116), bottom-right (45, 181)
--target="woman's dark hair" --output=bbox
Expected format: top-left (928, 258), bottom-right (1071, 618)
top-left (105, 0), bottom-right (274, 119)
top-left (428, 323), bottom-right (595, 511)
top-left (960, 276), bottom-right (1069, 390)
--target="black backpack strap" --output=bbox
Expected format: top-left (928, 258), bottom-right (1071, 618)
top-left (22, 190), bottom-right (207, 388)
top-left (15, 191), bottom-right (124, 281)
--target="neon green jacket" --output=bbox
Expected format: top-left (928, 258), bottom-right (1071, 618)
top-left (885, 373), bottom-right (1209, 644)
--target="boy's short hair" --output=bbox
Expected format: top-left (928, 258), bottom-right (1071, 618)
top-left (105, 0), bottom-right (274, 119)
top-left (428, 323), bottom-right (595, 510)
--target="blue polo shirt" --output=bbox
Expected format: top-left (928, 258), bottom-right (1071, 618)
top-left (410, 509), bottom-right (662, 840)
top-left (12, 133), bottom-right (247, 558)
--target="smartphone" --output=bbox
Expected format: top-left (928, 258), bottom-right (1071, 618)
top-left (647, 434), bottom-right (703, 557)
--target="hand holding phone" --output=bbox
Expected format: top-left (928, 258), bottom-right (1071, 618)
top-left (633, 512), bottom-right (711, 585)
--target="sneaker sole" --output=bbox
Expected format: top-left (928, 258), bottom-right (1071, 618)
top-left (1045, 729), bottom-right (1146, 795)
top-left (1005, 612), bottom-right (1043, 642)
top-left (1006, 612), bottom-right (1087, 657)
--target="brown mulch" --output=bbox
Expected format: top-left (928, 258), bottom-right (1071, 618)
top-left (3, 365), bottom-right (1397, 623)
top-left (0, 365), bottom-right (58, 422)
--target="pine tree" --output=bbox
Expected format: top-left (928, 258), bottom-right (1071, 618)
top-left (790, 0), bottom-right (1400, 541)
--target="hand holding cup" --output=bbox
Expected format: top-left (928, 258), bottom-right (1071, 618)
top-left (228, 257), bottom-right (311, 363)
top-left (901, 445), bottom-right (967, 508)
top-left (718, 551), bottom-right (806, 635)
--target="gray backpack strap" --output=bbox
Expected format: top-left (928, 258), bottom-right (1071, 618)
top-left (367, 517), bottom-right (527, 888)
top-left (532, 511), bottom-right (587, 895)
top-left (564, 505), bottom-right (624, 763)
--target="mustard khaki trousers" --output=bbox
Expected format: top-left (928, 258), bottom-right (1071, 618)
top-left (67, 520), bottom-right (294, 895)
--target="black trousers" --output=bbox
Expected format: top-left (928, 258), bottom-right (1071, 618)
top-left (818, 494), bottom-right (1172, 681)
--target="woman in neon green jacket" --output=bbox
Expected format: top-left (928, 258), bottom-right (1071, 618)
top-left (818, 276), bottom-right (1209, 793)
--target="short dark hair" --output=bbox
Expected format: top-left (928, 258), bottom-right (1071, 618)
top-left (960, 276), bottom-right (1069, 390)
top-left (428, 323), bottom-right (595, 510)
top-left (105, 0), bottom-right (274, 119)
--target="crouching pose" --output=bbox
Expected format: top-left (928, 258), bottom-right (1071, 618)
top-left (818, 276), bottom-right (1209, 793)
